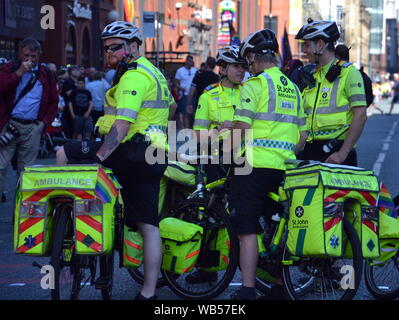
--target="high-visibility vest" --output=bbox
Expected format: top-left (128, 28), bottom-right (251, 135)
top-left (193, 82), bottom-right (240, 131)
top-left (96, 56), bottom-right (171, 149)
top-left (303, 60), bottom-right (366, 141)
top-left (235, 67), bottom-right (305, 170)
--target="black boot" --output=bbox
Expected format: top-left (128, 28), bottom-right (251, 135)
top-left (134, 292), bottom-right (157, 300)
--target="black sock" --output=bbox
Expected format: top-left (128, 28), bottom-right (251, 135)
top-left (240, 286), bottom-right (256, 300)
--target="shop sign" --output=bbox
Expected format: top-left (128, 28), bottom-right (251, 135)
top-left (68, 0), bottom-right (92, 20)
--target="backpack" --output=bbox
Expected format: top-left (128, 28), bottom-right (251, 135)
top-left (360, 69), bottom-right (374, 107)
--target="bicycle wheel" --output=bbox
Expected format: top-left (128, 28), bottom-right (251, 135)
top-left (99, 252), bottom-right (114, 300)
top-left (282, 217), bottom-right (363, 300)
top-left (127, 267), bottom-right (167, 288)
top-left (365, 252), bottom-right (399, 300)
top-left (50, 204), bottom-right (81, 300)
top-left (161, 198), bottom-right (239, 300)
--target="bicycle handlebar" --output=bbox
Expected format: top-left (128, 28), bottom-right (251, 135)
top-left (284, 159), bottom-right (321, 167)
top-left (178, 154), bottom-right (214, 162)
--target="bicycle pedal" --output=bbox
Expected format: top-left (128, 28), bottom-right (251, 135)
top-left (94, 277), bottom-right (112, 289)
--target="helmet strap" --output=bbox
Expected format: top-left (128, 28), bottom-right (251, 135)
top-left (311, 41), bottom-right (329, 65)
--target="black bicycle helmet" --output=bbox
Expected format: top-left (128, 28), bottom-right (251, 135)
top-left (239, 29), bottom-right (279, 59)
top-left (216, 46), bottom-right (247, 65)
top-left (296, 19), bottom-right (340, 43)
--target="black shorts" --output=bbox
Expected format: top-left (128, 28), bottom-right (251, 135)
top-left (228, 168), bottom-right (285, 235)
top-left (64, 140), bottom-right (167, 228)
top-left (299, 140), bottom-right (358, 166)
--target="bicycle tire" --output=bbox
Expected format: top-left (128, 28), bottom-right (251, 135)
top-left (99, 252), bottom-right (114, 300)
top-left (50, 204), bottom-right (80, 300)
top-left (364, 252), bottom-right (399, 300)
top-left (127, 267), bottom-right (167, 288)
top-left (282, 217), bottom-right (363, 300)
top-left (161, 198), bottom-right (239, 300)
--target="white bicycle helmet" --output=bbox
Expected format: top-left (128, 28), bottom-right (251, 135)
top-left (101, 21), bottom-right (143, 45)
top-left (216, 46), bottom-right (247, 65)
top-left (239, 29), bottom-right (279, 59)
top-left (296, 19), bottom-right (340, 43)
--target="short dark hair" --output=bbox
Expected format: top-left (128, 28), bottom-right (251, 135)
top-left (77, 77), bottom-right (85, 83)
top-left (206, 57), bottom-right (217, 69)
top-left (19, 38), bottom-right (41, 54)
top-left (335, 44), bottom-right (350, 61)
top-left (327, 43), bottom-right (336, 52)
top-left (186, 55), bottom-right (194, 61)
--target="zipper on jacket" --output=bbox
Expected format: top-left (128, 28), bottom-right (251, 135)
top-left (311, 83), bottom-right (321, 143)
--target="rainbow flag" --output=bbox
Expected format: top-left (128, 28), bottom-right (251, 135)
top-left (95, 168), bottom-right (119, 204)
top-left (377, 183), bottom-right (398, 219)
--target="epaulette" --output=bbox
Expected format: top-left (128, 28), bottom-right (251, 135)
top-left (339, 61), bottom-right (352, 68)
top-left (128, 62), bottom-right (138, 70)
top-left (205, 82), bottom-right (220, 92)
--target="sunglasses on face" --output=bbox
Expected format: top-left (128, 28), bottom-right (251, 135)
top-left (103, 43), bottom-right (124, 53)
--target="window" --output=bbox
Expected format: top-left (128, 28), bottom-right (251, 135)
top-left (0, 39), bottom-right (16, 60)
top-left (66, 26), bottom-right (77, 65)
top-left (264, 16), bottom-right (278, 35)
top-left (81, 28), bottom-right (90, 68)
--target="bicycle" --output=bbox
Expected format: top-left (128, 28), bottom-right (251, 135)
top-left (49, 197), bottom-right (116, 300)
top-left (255, 168), bottom-right (399, 301)
top-left (14, 164), bottom-right (121, 300)
top-left (364, 193), bottom-right (399, 300)
top-left (160, 154), bottom-right (240, 300)
top-left (159, 157), bottom-right (364, 300)
top-left (257, 160), bottom-right (364, 300)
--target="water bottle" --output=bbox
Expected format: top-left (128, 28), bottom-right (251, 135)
top-left (263, 214), bottom-right (281, 249)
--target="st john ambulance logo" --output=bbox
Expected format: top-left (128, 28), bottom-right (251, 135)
top-left (295, 206), bottom-right (304, 218)
top-left (280, 76), bottom-right (288, 86)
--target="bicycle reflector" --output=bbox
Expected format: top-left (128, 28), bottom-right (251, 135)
top-left (75, 200), bottom-right (103, 215)
top-left (20, 202), bottom-right (47, 216)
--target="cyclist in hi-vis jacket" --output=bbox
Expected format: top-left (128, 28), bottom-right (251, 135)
top-left (186, 46), bottom-right (247, 285)
top-left (56, 21), bottom-right (173, 300)
top-left (295, 19), bottom-right (367, 166)
top-left (193, 45), bottom-right (247, 181)
top-left (229, 29), bottom-right (306, 300)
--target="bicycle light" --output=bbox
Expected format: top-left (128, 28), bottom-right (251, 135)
top-left (75, 200), bottom-right (103, 215)
top-left (20, 202), bottom-right (47, 216)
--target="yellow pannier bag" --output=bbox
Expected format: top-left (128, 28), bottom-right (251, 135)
top-left (368, 184), bottom-right (399, 266)
top-left (14, 165), bottom-right (121, 256)
top-left (377, 183), bottom-right (399, 239)
top-left (122, 225), bottom-right (143, 268)
top-left (164, 161), bottom-right (198, 186)
top-left (201, 228), bottom-right (231, 272)
top-left (160, 217), bottom-right (203, 274)
top-left (283, 163), bottom-right (380, 258)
